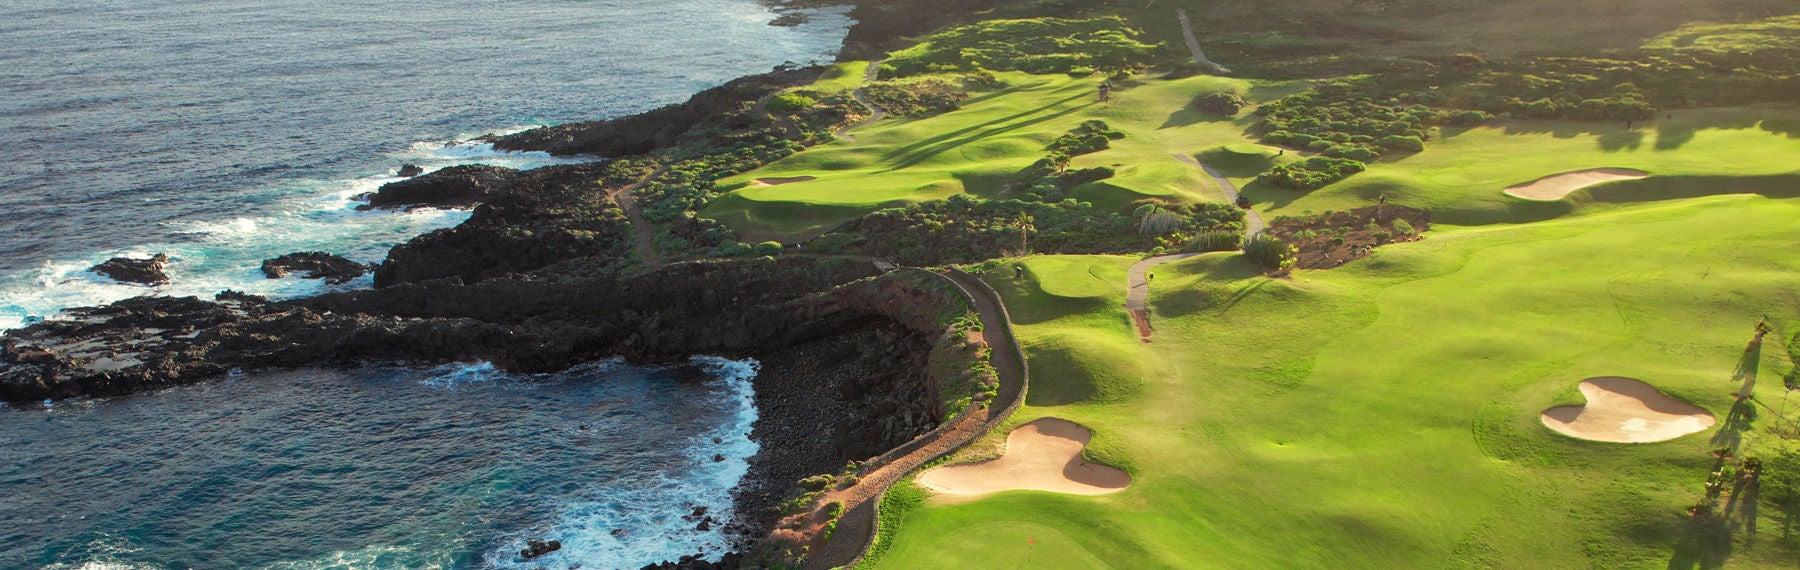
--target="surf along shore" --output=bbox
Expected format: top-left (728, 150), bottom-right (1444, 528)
top-left (0, 2), bottom-right (1012, 568)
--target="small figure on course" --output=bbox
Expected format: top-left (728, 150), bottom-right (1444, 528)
top-left (1098, 80), bottom-right (1113, 103)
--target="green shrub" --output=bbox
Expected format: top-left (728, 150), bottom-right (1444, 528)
top-left (1258, 157), bottom-right (1366, 191)
top-left (1192, 91), bottom-right (1248, 115)
top-left (1392, 218), bottom-right (1416, 236)
top-left (798, 475), bottom-right (833, 491)
top-left (883, 17), bottom-right (1159, 77)
top-left (807, 232), bottom-right (858, 254)
top-left (753, 241), bottom-right (785, 256)
top-left (1186, 229), bottom-right (1243, 252)
top-left (1048, 120), bottom-right (1125, 155)
top-left (1372, 231), bottom-right (1392, 242)
top-left (1244, 235), bottom-right (1297, 272)
top-left (767, 93), bottom-right (816, 114)
top-left (862, 79), bottom-right (969, 118)
top-left (712, 241), bottom-right (753, 257)
top-left (1138, 210), bottom-right (1184, 235)
top-left (1378, 135), bottom-right (1426, 153)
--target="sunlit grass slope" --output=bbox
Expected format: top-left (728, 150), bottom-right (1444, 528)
top-left (868, 195), bottom-right (1800, 568)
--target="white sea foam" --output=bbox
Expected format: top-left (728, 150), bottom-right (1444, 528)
top-left (260, 544), bottom-right (448, 570)
top-left (484, 356), bottom-right (762, 570)
top-left (0, 139), bottom-right (587, 332)
top-left (418, 361), bottom-right (509, 391)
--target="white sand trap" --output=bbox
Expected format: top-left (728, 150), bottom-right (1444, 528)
top-left (749, 176), bottom-right (816, 187)
top-left (1540, 377), bottom-right (1716, 443)
top-left (1503, 168), bottom-right (1648, 200)
top-left (917, 417), bottom-right (1130, 496)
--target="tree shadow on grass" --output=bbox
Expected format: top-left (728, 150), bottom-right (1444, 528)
top-left (883, 96), bottom-right (1094, 171)
top-left (881, 92), bottom-right (1089, 162)
top-left (1709, 399), bottom-right (1757, 453)
top-left (1159, 107), bottom-right (1237, 129)
top-left (1598, 129), bottom-right (1646, 152)
top-left (1667, 515), bottom-right (1733, 570)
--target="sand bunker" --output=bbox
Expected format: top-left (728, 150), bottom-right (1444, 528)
top-left (1503, 168), bottom-right (1648, 200)
top-left (916, 417), bottom-right (1130, 496)
top-left (1540, 377), bottom-right (1716, 443)
top-left (749, 176), bottom-right (816, 187)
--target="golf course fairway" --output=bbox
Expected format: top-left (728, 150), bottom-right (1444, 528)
top-left (861, 194), bottom-right (1800, 568)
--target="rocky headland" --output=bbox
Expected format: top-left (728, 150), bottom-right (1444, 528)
top-left (2, 2), bottom-right (1011, 566)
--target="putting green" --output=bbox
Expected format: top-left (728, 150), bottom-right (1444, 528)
top-left (1243, 107), bottom-right (1800, 224)
top-left (865, 194), bottom-right (1800, 568)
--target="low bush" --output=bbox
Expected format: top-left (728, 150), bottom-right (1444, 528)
top-left (883, 17), bottom-right (1159, 77)
top-left (1186, 229), bottom-right (1243, 252)
top-left (862, 79), bottom-right (970, 118)
top-left (1244, 235), bottom-right (1297, 272)
top-left (766, 93), bottom-right (816, 114)
top-left (1193, 91), bottom-right (1248, 115)
top-left (1392, 218), bottom-right (1415, 236)
top-left (1257, 157), bottom-right (1366, 190)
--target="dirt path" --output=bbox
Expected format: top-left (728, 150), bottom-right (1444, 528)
top-left (808, 268), bottom-right (1028, 569)
top-left (1176, 9), bottom-right (1231, 75)
top-left (609, 164), bottom-right (669, 266)
top-left (1124, 253), bottom-right (1199, 342)
top-left (1174, 154), bottom-right (1264, 237)
top-left (1120, 156), bottom-right (1268, 341)
top-left (834, 60), bottom-right (886, 142)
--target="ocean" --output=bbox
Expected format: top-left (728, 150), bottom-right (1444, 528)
top-left (0, 0), bottom-right (851, 567)
top-left (0, 0), bottom-right (851, 330)
top-left (0, 358), bottom-right (763, 569)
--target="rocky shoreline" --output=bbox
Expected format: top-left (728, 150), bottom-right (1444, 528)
top-left (1, 2), bottom-right (1009, 566)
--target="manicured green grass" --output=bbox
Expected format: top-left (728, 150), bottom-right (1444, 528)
top-left (701, 71), bottom-right (1304, 241)
top-left (872, 195), bottom-right (1800, 568)
top-left (794, 61), bottom-right (870, 96)
top-left (1242, 106), bottom-right (1800, 224)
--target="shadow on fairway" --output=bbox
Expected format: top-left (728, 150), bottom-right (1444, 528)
top-left (885, 99), bottom-right (1096, 171)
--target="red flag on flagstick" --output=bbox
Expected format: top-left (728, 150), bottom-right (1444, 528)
top-left (1029, 538), bottom-right (1035, 545)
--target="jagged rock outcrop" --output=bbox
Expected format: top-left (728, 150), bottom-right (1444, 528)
top-left (360, 164), bottom-right (521, 210)
top-left (487, 67), bottom-right (822, 157)
top-left (371, 162), bottom-right (628, 287)
top-left (89, 254), bottom-right (171, 286)
top-left (397, 164), bottom-right (424, 177)
top-left (261, 252), bottom-right (368, 284)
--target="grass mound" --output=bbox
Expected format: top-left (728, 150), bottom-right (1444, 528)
top-left (1195, 143), bottom-right (1282, 177)
top-left (1021, 333), bottom-right (1147, 406)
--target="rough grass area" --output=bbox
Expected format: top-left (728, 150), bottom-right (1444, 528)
top-left (872, 195), bottom-right (1800, 568)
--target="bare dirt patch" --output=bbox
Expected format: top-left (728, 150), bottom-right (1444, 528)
top-left (751, 176), bottom-right (818, 187)
top-left (1503, 168), bottom-right (1649, 201)
top-left (1265, 205), bottom-right (1430, 270)
top-left (1541, 376), bottom-right (1716, 443)
top-left (916, 417), bottom-right (1130, 496)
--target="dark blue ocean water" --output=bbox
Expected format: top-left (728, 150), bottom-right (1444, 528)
top-left (0, 1), bottom-right (849, 568)
top-left (0, 0), bottom-right (851, 329)
top-left (0, 359), bottom-right (763, 569)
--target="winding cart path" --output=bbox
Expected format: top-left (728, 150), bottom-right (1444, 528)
top-left (834, 60), bottom-right (886, 142)
top-left (608, 164), bottom-right (670, 266)
top-left (808, 268), bottom-right (1028, 569)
